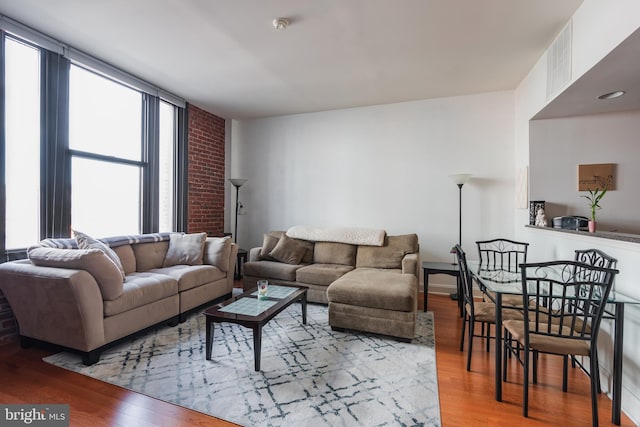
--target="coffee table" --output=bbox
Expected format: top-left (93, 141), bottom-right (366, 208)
top-left (204, 284), bottom-right (308, 371)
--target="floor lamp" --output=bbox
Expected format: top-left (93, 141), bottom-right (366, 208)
top-left (448, 173), bottom-right (471, 299)
top-left (229, 178), bottom-right (247, 244)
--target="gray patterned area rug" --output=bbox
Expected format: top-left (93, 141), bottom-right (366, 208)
top-left (44, 304), bottom-right (440, 427)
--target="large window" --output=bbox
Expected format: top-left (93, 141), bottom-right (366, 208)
top-left (68, 65), bottom-right (144, 236)
top-left (1, 28), bottom-right (186, 257)
top-left (4, 37), bottom-right (40, 250)
top-left (159, 100), bottom-right (176, 232)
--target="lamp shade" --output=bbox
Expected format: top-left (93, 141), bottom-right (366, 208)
top-left (229, 178), bottom-right (247, 188)
top-left (449, 173), bottom-right (472, 185)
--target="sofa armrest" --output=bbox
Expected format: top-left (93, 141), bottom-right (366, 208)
top-left (226, 243), bottom-right (239, 291)
top-left (248, 247), bottom-right (262, 262)
top-left (0, 261), bottom-right (105, 352)
top-left (402, 253), bottom-right (419, 277)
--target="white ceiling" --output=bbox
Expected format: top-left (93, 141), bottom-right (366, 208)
top-left (0, 0), bottom-right (584, 120)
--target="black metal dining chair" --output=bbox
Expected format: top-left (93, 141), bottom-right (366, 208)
top-left (503, 260), bottom-right (619, 427)
top-left (476, 238), bottom-right (529, 308)
top-left (572, 249), bottom-right (618, 393)
top-left (454, 244), bottom-right (522, 371)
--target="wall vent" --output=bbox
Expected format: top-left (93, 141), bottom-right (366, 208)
top-left (546, 19), bottom-right (572, 100)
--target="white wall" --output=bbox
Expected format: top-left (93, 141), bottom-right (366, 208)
top-left (515, 0), bottom-right (640, 422)
top-left (230, 91), bottom-right (515, 292)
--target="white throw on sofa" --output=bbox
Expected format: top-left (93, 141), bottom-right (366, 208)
top-left (0, 232), bottom-right (237, 365)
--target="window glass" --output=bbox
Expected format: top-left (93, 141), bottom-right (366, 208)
top-left (69, 65), bottom-right (142, 161)
top-left (4, 38), bottom-right (40, 249)
top-left (71, 157), bottom-right (140, 237)
top-left (158, 101), bottom-right (175, 232)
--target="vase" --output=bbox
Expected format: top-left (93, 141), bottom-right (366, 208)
top-left (588, 220), bottom-right (597, 233)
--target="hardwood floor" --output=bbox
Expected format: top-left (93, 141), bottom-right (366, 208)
top-left (0, 293), bottom-right (634, 426)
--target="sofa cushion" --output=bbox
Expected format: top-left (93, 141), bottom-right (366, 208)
top-left (244, 260), bottom-right (302, 282)
top-left (103, 272), bottom-right (178, 317)
top-left (132, 241), bottom-right (169, 271)
top-left (356, 234), bottom-right (419, 269)
top-left (259, 233), bottom-right (280, 260)
top-left (327, 268), bottom-right (417, 312)
top-left (163, 232), bottom-right (207, 267)
top-left (296, 264), bottom-right (354, 286)
top-left (149, 265), bottom-right (225, 292)
top-left (73, 230), bottom-right (126, 279)
top-left (203, 236), bottom-right (232, 272)
top-left (313, 242), bottom-right (357, 266)
top-left (269, 234), bottom-right (307, 265)
top-left (113, 245), bottom-right (136, 274)
top-left (27, 247), bottom-right (124, 301)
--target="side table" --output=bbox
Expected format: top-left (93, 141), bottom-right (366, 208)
top-left (422, 261), bottom-right (461, 315)
top-left (235, 248), bottom-right (248, 280)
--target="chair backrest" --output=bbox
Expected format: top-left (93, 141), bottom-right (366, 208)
top-left (520, 261), bottom-right (618, 347)
top-left (476, 238), bottom-right (529, 272)
top-left (454, 244), bottom-right (475, 313)
top-left (574, 249), bottom-right (618, 287)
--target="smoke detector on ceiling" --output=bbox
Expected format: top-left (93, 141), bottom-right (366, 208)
top-left (272, 18), bottom-right (289, 31)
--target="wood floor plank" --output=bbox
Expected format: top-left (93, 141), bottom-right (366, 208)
top-left (0, 292), bottom-right (634, 426)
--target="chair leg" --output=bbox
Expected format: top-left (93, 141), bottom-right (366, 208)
top-left (486, 323), bottom-right (491, 352)
top-left (562, 355), bottom-right (568, 392)
top-left (590, 351), bottom-right (600, 427)
top-left (502, 330), bottom-right (509, 382)
top-left (523, 346), bottom-right (529, 418)
top-left (467, 320), bottom-right (475, 371)
top-left (460, 313), bottom-right (467, 352)
top-left (532, 350), bottom-right (538, 385)
top-left (594, 352), bottom-right (601, 394)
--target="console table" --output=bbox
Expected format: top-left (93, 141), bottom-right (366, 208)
top-left (422, 261), bottom-right (460, 314)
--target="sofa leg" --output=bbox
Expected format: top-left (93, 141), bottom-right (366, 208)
top-left (168, 318), bottom-right (179, 327)
top-left (396, 337), bottom-right (412, 343)
top-left (82, 350), bottom-right (101, 366)
top-left (20, 336), bottom-right (33, 349)
top-left (331, 326), bottom-right (346, 332)
top-left (178, 313), bottom-right (187, 323)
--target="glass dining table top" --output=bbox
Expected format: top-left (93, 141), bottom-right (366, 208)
top-left (467, 260), bottom-right (640, 304)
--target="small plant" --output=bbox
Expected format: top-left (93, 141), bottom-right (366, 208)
top-left (582, 188), bottom-right (607, 221)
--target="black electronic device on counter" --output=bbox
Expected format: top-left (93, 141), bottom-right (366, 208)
top-left (553, 216), bottom-right (589, 230)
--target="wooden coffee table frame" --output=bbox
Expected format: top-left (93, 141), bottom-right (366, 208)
top-left (204, 285), bottom-right (308, 371)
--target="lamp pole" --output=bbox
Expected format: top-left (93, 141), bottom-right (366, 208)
top-left (229, 178), bottom-right (247, 244)
top-left (448, 173), bottom-right (471, 301)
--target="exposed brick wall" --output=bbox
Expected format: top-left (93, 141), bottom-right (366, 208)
top-left (0, 104), bottom-right (227, 345)
top-left (187, 104), bottom-right (226, 236)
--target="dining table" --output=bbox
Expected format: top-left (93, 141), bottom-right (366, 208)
top-left (468, 260), bottom-right (640, 425)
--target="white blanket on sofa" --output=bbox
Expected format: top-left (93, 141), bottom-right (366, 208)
top-left (286, 226), bottom-right (386, 246)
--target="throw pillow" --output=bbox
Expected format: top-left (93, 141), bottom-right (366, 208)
top-left (163, 232), bottom-right (207, 267)
top-left (203, 236), bottom-right (232, 272)
top-left (259, 233), bottom-right (280, 260)
top-left (27, 247), bottom-right (124, 300)
top-left (73, 229), bottom-right (126, 279)
top-left (269, 234), bottom-right (306, 265)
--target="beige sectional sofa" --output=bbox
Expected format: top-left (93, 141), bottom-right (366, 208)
top-left (0, 232), bottom-right (237, 364)
top-left (243, 228), bottom-right (419, 340)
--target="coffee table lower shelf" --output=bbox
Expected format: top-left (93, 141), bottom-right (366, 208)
top-left (204, 285), bottom-right (308, 371)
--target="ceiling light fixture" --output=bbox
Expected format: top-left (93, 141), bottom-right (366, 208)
top-left (598, 90), bottom-right (625, 100)
top-left (272, 18), bottom-right (289, 31)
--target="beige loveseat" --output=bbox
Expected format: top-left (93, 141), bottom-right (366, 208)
top-left (243, 228), bottom-right (419, 340)
top-left (0, 232), bottom-right (237, 365)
